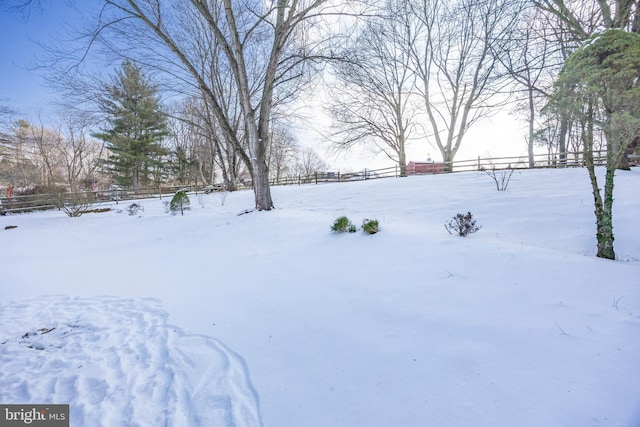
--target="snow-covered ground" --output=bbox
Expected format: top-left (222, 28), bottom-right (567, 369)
top-left (1, 167), bottom-right (639, 426)
top-left (0, 296), bottom-right (261, 426)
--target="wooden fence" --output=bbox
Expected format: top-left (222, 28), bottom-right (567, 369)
top-left (268, 151), bottom-right (612, 187)
top-left (1, 150), bottom-right (635, 215)
top-left (453, 151), bottom-right (610, 172)
top-left (270, 166), bottom-right (398, 186)
top-left (0, 185), bottom-right (213, 215)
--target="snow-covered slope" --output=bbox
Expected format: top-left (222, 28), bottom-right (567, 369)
top-left (1, 167), bottom-right (639, 426)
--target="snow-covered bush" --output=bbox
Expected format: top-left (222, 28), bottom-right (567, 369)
top-left (445, 212), bottom-right (481, 237)
top-left (362, 219), bottom-right (379, 235)
top-left (332, 216), bottom-right (357, 233)
top-left (170, 190), bottom-right (191, 216)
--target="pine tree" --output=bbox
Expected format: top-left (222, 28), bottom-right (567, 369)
top-left (95, 60), bottom-right (168, 189)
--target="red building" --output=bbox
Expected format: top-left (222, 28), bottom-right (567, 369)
top-left (407, 160), bottom-right (444, 175)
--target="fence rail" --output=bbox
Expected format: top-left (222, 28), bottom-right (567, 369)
top-left (268, 151), bottom-right (612, 186)
top-left (1, 151), bottom-right (635, 215)
top-left (0, 185), bottom-right (214, 215)
top-left (456, 151), bottom-right (610, 172)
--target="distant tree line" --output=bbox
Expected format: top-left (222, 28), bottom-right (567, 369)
top-left (0, 118), bottom-right (104, 193)
top-left (0, 59), bottom-right (328, 193)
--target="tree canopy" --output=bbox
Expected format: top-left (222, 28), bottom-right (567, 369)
top-left (553, 29), bottom-right (640, 163)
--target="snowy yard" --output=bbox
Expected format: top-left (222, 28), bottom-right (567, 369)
top-left (1, 167), bottom-right (639, 426)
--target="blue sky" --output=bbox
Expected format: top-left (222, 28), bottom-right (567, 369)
top-left (0, 3), bottom-right (90, 120)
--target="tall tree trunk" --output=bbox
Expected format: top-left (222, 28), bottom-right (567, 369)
top-left (558, 116), bottom-right (568, 166)
top-left (222, 0), bottom-right (274, 210)
top-left (251, 150), bottom-right (273, 210)
top-left (398, 147), bottom-right (407, 177)
top-left (441, 149), bottom-right (454, 173)
top-left (248, 112), bottom-right (272, 209)
top-left (527, 87), bottom-right (535, 168)
top-left (598, 166), bottom-right (617, 259)
top-left (396, 103), bottom-right (408, 177)
top-left (132, 164), bottom-right (140, 190)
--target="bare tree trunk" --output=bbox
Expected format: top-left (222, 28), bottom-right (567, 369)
top-left (527, 86), bottom-right (535, 168)
top-left (398, 147), bottom-right (407, 177)
top-left (558, 116), bottom-right (568, 166)
top-left (132, 164), bottom-right (140, 190)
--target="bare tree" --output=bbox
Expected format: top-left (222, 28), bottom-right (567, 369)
top-left (11, 0), bottom-right (344, 210)
top-left (267, 124), bottom-right (299, 182)
top-left (0, 117), bottom-right (104, 190)
top-left (14, 120), bottom-right (63, 187)
top-left (2, 120), bottom-right (38, 187)
top-left (500, 6), bottom-right (561, 167)
top-left (0, 103), bottom-right (15, 131)
top-left (84, 0), bottom-right (342, 210)
top-left (294, 147), bottom-right (327, 177)
top-left (57, 115), bottom-right (105, 191)
top-left (535, 0), bottom-right (640, 38)
top-left (173, 96), bottom-right (247, 191)
top-left (329, 0), bottom-right (417, 176)
top-left (409, 0), bottom-right (519, 171)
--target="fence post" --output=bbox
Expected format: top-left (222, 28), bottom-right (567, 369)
top-left (315, 172), bottom-right (318, 184)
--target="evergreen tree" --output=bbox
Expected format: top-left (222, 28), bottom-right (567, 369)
top-left (549, 29), bottom-right (640, 259)
top-left (95, 60), bottom-right (168, 189)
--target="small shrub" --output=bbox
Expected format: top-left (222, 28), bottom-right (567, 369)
top-left (62, 193), bottom-right (95, 217)
top-left (445, 212), bottom-right (482, 237)
top-left (126, 203), bottom-right (144, 216)
top-left (362, 219), bottom-right (379, 235)
top-left (483, 168), bottom-right (514, 191)
top-left (219, 190), bottom-right (228, 206)
top-left (170, 190), bottom-right (191, 216)
top-left (332, 216), bottom-right (357, 233)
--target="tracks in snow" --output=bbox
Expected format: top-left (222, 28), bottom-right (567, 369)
top-left (0, 296), bottom-right (262, 427)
